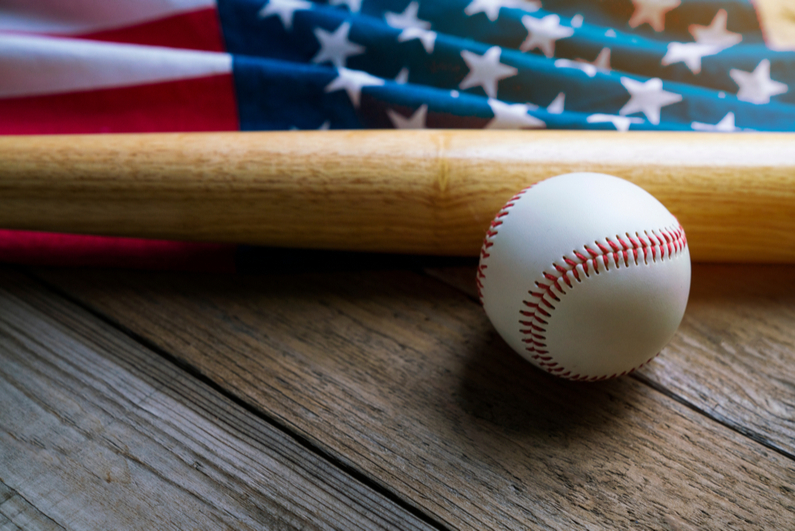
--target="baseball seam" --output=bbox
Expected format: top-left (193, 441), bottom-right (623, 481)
top-left (476, 186), bottom-right (533, 302)
top-left (477, 189), bottom-right (688, 382)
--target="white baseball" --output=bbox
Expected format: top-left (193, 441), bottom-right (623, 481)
top-left (477, 173), bottom-right (691, 381)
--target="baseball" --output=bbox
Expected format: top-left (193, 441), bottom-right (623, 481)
top-left (477, 173), bottom-right (691, 381)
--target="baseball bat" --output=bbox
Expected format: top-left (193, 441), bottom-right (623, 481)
top-left (0, 130), bottom-right (793, 263)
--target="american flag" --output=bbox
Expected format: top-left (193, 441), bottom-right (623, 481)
top-left (1, 0), bottom-right (793, 269)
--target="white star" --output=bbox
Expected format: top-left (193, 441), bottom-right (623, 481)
top-left (729, 59), bottom-right (788, 104)
top-left (385, 2), bottom-right (431, 30)
top-left (387, 104), bottom-right (428, 128)
top-left (587, 114), bottom-right (644, 132)
top-left (312, 21), bottom-right (365, 68)
top-left (691, 112), bottom-right (739, 132)
top-left (258, 0), bottom-right (312, 31)
top-left (546, 92), bottom-right (565, 114)
top-left (587, 47), bottom-right (611, 71)
top-left (661, 42), bottom-right (721, 74)
top-left (459, 46), bottom-right (518, 98)
top-left (486, 99), bottom-right (545, 129)
top-left (520, 14), bottom-right (574, 58)
top-left (329, 0), bottom-right (362, 12)
top-left (628, 0), bottom-right (680, 33)
top-left (689, 9), bottom-right (741, 49)
top-left (619, 77), bottom-right (682, 125)
top-left (325, 67), bottom-right (384, 107)
top-left (464, 0), bottom-right (540, 22)
top-left (555, 47), bottom-right (611, 77)
top-left (394, 67), bottom-right (409, 84)
top-left (397, 27), bottom-right (437, 54)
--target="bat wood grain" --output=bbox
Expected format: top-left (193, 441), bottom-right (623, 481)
top-left (0, 130), bottom-right (793, 262)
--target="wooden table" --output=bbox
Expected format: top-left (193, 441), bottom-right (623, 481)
top-left (1, 253), bottom-right (794, 530)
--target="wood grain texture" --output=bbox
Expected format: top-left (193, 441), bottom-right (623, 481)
top-left (426, 263), bottom-right (795, 459)
top-left (37, 265), bottom-right (795, 530)
top-left (0, 480), bottom-right (64, 531)
top-left (635, 264), bottom-right (795, 457)
top-left (0, 270), bottom-right (436, 531)
top-left (2, 130), bottom-right (795, 262)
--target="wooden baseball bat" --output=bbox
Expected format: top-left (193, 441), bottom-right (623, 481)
top-left (0, 130), bottom-right (793, 263)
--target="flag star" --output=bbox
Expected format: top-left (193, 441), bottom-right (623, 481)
top-left (395, 67), bottom-right (409, 84)
top-left (587, 114), bottom-right (644, 132)
top-left (555, 47), bottom-right (611, 77)
top-left (546, 92), bottom-right (565, 114)
top-left (325, 67), bottom-right (384, 107)
top-left (691, 112), bottom-right (739, 132)
top-left (312, 21), bottom-right (365, 68)
top-left (619, 77), bottom-right (682, 125)
top-left (398, 27), bottom-right (437, 54)
top-left (689, 9), bottom-right (741, 49)
top-left (520, 14), bottom-right (574, 58)
top-left (555, 58), bottom-right (593, 76)
top-left (486, 99), bottom-right (545, 129)
top-left (464, 0), bottom-right (540, 22)
top-left (571, 14), bottom-right (584, 28)
top-left (258, 0), bottom-right (312, 31)
top-left (318, 120), bottom-right (331, 130)
top-left (588, 47), bottom-right (611, 71)
top-left (387, 104), bottom-right (428, 128)
top-left (661, 42), bottom-right (721, 74)
top-left (329, 0), bottom-right (362, 12)
top-left (628, 0), bottom-right (681, 33)
top-left (385, 2), bottom-right (430, 30)
top-left (729, 59), bottom-right (788, 104)
top-left (459, 46), bottom-right (518, 98)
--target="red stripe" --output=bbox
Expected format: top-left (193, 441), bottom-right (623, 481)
top-left (0, 230), bottom-right (237, 272)
top-left (75, 8), bottom-right (226, 52)
top-left (0, 74), bottom-right (239, 135)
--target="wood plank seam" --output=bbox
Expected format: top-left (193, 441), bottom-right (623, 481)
top-left (19, 268), bottom-right (454, 531)
top-left (0, 480), bottom-right (66, 531)
top-left (633, 373), bottom-right (795, 462)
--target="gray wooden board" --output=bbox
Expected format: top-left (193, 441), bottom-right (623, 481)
top-left (0, 269), bottom-right (435, 531)
top-left (426, 263), bottom-right (795, 458)
top-left (36, 265), bottom-right (795, 530)
top-left (0, 479), bottom-right (63, 531)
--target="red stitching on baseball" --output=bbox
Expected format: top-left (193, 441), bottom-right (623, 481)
top-left (512, 226), bottom-right (687, 380)
top-left (477, 187), bottom-right (533, 303)
top-left (478, 189), bottom-right (688, 380)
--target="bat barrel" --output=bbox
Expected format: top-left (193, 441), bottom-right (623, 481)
top-left (0, 130), bottom-right (793, 262)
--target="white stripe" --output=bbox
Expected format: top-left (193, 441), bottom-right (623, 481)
top-left (0, 33), bottom-right (232, 99)
top-left (0, 0), bottom-right (216, 35)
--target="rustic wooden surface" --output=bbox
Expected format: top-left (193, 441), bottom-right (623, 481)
top-left (0, 269), bottom-right (434, 531)
top-left (426, 263), bottom-right (795, 458)
top-left (0, 257), bottom-right (785, 530)
top-left (2, 131), bottom-right (795, 261)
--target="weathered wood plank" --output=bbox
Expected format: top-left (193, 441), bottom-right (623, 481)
top-left (36, 264), bottom-right (795, 530)
top-left (636, 264), bottom-right (795, 456)
top-left (0, 270), bottom-right (437, 531)
top-left (426, 263), bottom-right (795, 458)
top-left (0, 480), bottom-right (64, 531)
